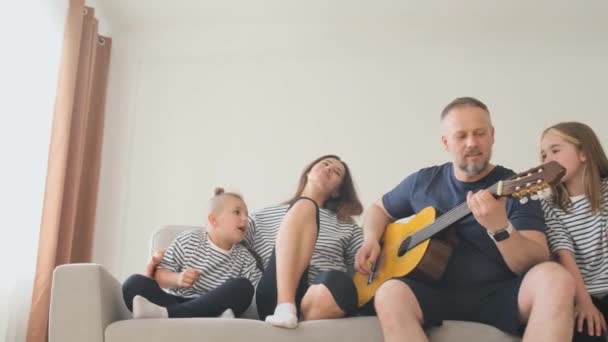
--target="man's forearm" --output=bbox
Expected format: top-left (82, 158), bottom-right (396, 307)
top-left (363, 202), bottom-right (393, 242)
top-left (495, 230), bottom-right (550, 274)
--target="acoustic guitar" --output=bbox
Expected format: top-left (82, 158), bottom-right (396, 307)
top-left (353, 161), bottom-right (565, 307)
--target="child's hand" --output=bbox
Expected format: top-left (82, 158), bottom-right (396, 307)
top-left (576, 299), bottom-right (607, 336)
top-left (151, 249), bottom-right (166, 265)
top-left (177, 268), bottom-right (201, 288)
top-left (144, 249), bottom-right (166, 278)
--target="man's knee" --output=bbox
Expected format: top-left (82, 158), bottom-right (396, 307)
top-left (519, 262), bottom-right (575, 327)
top-left (374, 280), bottom-right (423, 323)
top-left (526, 262), bottom-right (575, 296)
top-left (300, 284), bottom-right (343, 320)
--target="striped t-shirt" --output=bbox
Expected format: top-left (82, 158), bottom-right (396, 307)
top-left (157, 230), bottom-right (262, 298)
top-left (542, 178), bottom-right (608, 295)
top-left (244, 203), bottom-right (363, 282)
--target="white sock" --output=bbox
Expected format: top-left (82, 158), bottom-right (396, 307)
top-left (132, 295), bottom-right (168, 319)
top-left (219, 309), bottom-right (235, 318)
top-left (265, 303), bottom-right (298, 328)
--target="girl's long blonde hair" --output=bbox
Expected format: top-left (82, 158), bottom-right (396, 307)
top-left (542, 122), bottom-right (608, 212)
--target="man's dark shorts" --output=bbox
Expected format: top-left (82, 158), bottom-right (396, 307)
top-left (360, 276), bottom-right (524, 336)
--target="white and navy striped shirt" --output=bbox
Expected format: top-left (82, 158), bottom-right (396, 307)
top-left (542, 179), bottom-right (608, 296)
top-left (244, 203), bottom-right (363, 282)
top-left (157, 230), bottom-right (262, 297)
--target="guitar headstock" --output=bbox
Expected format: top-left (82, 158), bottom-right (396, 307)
top-left (496, 161), bottom-right (566, 204)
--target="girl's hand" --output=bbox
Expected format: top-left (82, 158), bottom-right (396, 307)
top-left (151, 249), bottom-right (165, 264)
top-left (576, 299), bottom-right (607, 336)
top-left (144, 249), bottom-right (166, 278)
top-left (177, 268), bottom-right (201, 288)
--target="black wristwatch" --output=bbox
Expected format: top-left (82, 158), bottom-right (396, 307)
top-left (489, 222), bottom-right (514, 242)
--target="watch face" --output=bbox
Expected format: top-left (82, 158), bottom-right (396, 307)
top-left (493, 229), bottom-right (510, 242)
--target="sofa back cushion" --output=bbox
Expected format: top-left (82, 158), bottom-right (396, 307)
top-left (150, 225), bottom-right (204, 256)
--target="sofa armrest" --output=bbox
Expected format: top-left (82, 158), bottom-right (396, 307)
top-left (49, 263), bottom-right (131, 342)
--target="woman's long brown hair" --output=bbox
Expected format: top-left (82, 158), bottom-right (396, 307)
top-left (285, 155), bottom-right (363, 222)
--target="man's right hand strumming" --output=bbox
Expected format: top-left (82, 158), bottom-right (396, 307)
top-left (354, 239), bottom-right (381, 275)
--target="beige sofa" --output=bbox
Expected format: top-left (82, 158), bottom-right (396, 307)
top-left (48, 225), bottom-right (521, 342)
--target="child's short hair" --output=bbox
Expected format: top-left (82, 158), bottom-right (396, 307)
top-left (209, 187), bottom-right (245, 214)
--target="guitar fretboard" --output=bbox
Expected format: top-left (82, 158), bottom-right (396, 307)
top-left (401, 182), bottom-right (499, 253)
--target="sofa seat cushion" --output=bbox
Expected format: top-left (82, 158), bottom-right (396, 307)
top-left (105, 316), bottom-right (520, 342)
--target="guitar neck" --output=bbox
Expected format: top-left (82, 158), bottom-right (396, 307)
top-left (402, 182), bottom-right (500, 253)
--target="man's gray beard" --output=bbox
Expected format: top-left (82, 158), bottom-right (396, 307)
top-left (459, 160), bottom-right (488, 176)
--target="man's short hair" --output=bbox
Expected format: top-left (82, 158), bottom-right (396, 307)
top-left (440, 97), bottom-right (489, 121)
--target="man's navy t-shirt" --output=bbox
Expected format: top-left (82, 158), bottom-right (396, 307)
top-left (382, 162), bottom-right (546, 288)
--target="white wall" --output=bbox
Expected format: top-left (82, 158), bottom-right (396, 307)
top-left (94, 1), bottom-right (608, 282)
top-left (0, 0), bottom-right (68, 341)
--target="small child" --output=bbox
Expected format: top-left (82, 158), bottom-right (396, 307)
top-left (540, 122), bottom-right (608, 341)
top-left (122, 188), bottom-right (262, 319)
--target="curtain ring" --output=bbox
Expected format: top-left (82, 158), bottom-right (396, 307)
top-left (82, 8), bottom-right (88, 15)
top-left (98, 37), bottom-right (106, 46)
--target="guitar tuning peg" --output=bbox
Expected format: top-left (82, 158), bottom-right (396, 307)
top-left (519, 197), bottom-right (529, 204)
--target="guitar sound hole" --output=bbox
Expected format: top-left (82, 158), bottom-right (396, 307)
top-left (398, 237), bottom-right (412, 257)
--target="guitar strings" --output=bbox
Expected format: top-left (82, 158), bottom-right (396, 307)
top-left (402, 183), bottom-right (500, 250)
